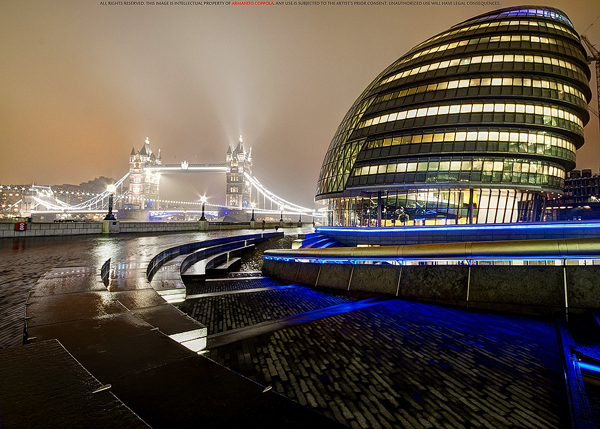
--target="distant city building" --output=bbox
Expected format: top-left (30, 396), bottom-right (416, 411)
top-left (0, 184), bottom-right (28, 217)
top-left (0, 178), bottom-right (116, 219)
top-left (53, 177), bottom-right (115, 206)
top-left (545, 169), bottom-right (600, 220)
top-left (76, 176), bottom-right (116, 195)
top-left (316, 6), bottom-right (592, 226)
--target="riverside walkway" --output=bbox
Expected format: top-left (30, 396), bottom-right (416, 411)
top-left (1, 229), bottom-right (344, 428)
top-left (0, 229), bottom-right (578, 427)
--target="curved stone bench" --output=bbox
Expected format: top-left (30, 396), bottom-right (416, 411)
top-left (182, 244), bottom-right (256, 280)
top-left (148, 232), bottom-right (282, 301)
top-left (151, 241), bottom-right (255, 302)
top-left (147, 232), bottom-right (282, 281)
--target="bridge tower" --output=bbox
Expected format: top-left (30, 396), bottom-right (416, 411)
top-left (127, 137), bottom-right (162, 210)
top-left (226, 135), bottom-right (253, 208)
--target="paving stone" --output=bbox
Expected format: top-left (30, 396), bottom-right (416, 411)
top-left (177, 285), bottom-right (357, 336)
top-left (202, 288), bottom-right (570, 429)
top-left (0, 339), bottom-right (148, 428)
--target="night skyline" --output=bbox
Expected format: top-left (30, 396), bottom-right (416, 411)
top-left (1, 0), bottom-right (598, 208)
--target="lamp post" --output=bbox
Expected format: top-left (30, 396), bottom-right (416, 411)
top-left (200, 196), bottom-right (207, 221)
top-left (104, 184), bottom-right (116, 220)
top-left (250, 202), bottom-right (256, 221)
top-left (280, 205), bottom-right (284, 222)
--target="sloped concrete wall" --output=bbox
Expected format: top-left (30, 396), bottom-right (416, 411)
top-left (399, 266), bottom-right (469, 308)
top-left (316, 264), bottom-right (353, 291)
top-left (262, 260), bottom-right (595, 315)
top-left (469, 266), bottom-right (564, 314)
top-left (349, 265), bottom-right (400, 295)
top-left (566, 266), bottom-right (600, 309)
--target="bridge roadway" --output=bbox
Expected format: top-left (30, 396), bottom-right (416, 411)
top-left (0, 229), bottom-right (573, 427)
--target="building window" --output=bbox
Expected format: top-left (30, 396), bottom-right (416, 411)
top-left (380, 53), bottom-right (587, 87)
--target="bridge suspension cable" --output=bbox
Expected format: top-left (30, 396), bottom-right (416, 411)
top-left (61, 172), bottom-right (130, 209)
top-left (244, 172), bottom-right (314, 215)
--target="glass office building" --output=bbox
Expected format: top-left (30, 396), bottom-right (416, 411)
top-left (316, 6), bottom-right (592, 226)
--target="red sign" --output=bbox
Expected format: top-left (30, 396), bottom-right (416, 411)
top-left (14, 222), bottom-right (27, 231)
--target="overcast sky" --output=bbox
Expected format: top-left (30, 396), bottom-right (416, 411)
top-left (1, 0), bottom-right (598, 208)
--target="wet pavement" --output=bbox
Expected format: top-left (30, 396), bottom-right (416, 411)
top-left (0, 236), bottom-right (97, 348)
top-left (178, 278), bottom-right (359, 336)
top-left (1, 229), bottom-right (338, 428)
top-left (0, 229), bottom-right (574, 428)
top-left (181, 276), bottom-right (569, 429)
top-left (0, 339), bottom-right (148, 428)
top-left (0, 229), bottom-right (307, 349)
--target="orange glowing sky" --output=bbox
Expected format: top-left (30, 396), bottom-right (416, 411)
top-left (1, 0), bottom-right (598, 207)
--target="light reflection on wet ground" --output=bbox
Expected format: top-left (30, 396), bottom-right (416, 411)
top-left (0, 228), bottom-right (308, 348)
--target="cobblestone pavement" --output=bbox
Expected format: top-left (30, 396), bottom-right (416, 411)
top-left (184, 276), bottom-right (288, 295)
top-left (238, 234), bottom-right (299, 272)
top-left (183, 280), bottom-right (568, 428)
top-left (177, 284), bottom-right (358, 336)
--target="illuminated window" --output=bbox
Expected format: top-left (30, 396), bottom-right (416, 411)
top-left (359, 102), bottom-right (583, 130)
top-left (353, 157), bottom-right (565, 185)
top-left (410, 18), bottom-right (577, 55)
top-left (380, 52), bottom-right (586, 87)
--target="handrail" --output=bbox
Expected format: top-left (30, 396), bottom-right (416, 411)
top-left (264, 237), bottom-right (600, 261)
top-left (147, 232), bottom-right (282, 281)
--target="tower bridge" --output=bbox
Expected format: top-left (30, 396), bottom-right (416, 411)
top-left (3, 136), bottom-right (319, 221)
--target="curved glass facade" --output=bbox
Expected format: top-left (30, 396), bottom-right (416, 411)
top-left (316, 6), bottom-right (591, 226)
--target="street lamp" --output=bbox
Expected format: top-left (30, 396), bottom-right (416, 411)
top-left (200, 196), bottom-right (207, 221)
top-left (279, 205), bottom-right (284, 222)
top-left (250, 202), bottom-right (256, 221)
top-left (104, 184), bottom-right (116, 220)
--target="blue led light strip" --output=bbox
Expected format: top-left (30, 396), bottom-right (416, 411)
top-left (317, 222), bottom-right (600, 234)
top-left (578, 361), bottom-right (600, 377)
top-left (263, 255), bottom-right (600, 265)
